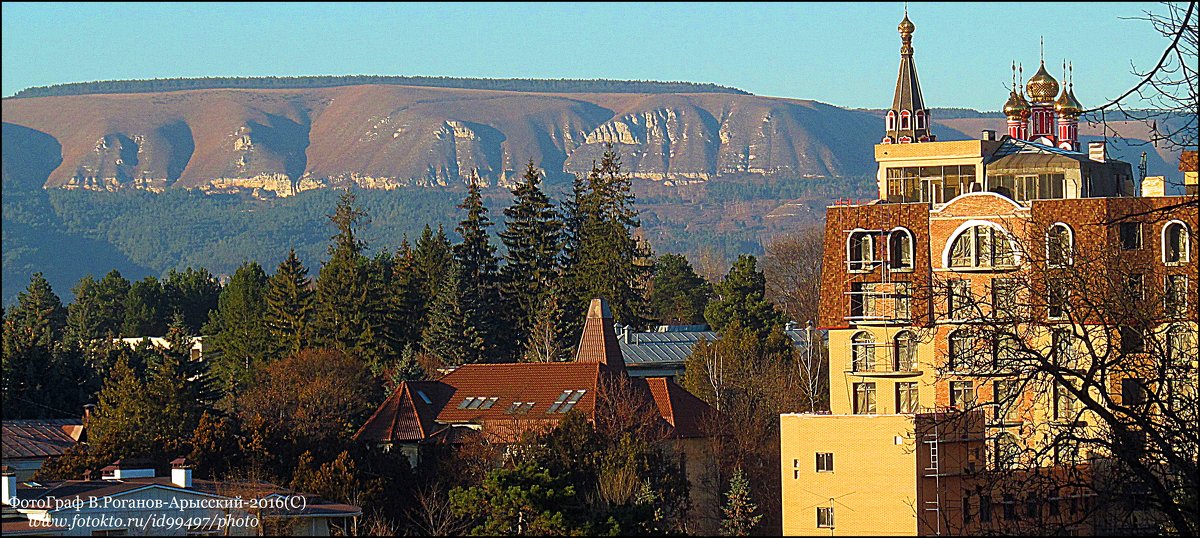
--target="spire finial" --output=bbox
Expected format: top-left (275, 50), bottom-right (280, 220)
top-left (1019, 63), bottom-right (1025, 97)
top-left (1040, 37), bottom-right (1045, 64)
top-left (1069, 61), bottom-right (1074, 87)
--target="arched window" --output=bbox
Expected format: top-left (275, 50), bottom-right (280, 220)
top-left (947, 223), bottom-right (1017, 269)
top-left (851, 331), bottom-right (875, 372)
top-left (915, 110), bottom-right (926, 130)
top-left (1163, 220), bottom-right (1191, 264)
top-left (900, 110), bottom-right (911, 130)
top-left (894, 331), bottom-right (916, 372)
top-left (1047, 223), bottom-right (1073, 267)
top-left (848, 230), bottom-right (875, 271)
top-left (888, 228), bottom-right (915, 270)
top-left (886, 111), bottom-right (896, 131)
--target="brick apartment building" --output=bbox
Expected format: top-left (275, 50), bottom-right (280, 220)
top-left (781, 11), bottom-right (1198, 536)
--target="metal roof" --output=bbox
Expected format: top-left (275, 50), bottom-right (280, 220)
top-left (618, 328), bottom-right (822, 366)
top-left (2, 419), bottom-right (82, 460)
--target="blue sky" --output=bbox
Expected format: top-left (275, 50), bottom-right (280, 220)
top-left (1, 2), bottom-right (1170, 110)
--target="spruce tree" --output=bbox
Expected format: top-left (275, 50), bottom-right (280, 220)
top-left (421, 261), bottom-right (485, 367)
top-left (454, 172), bottom-right (503, 359)
top-left (500, 160), bottom-right (564, 351)
top-left (95, 270), bottom-right (131, 336)
top-left (310, 190), bottom-right (392, 374)
top-left (264, 249), bottom-right (314, 356)
top-left (65, 275), bottom-right (105, 347)
top-left (162, 267), bottom-right (221, 334)
top-left (122, 276), bottom-right (167, 337)
top-left (720, 466), bottom-right (762, 536)
top-left (411, 223), bottom-right (454, 332)
top-left (649, 254), bottom-right (711, 326)
top-left (89, 353), bottom-right (155, 462)
top-left (388, 239), bottom-right (424, 350)
top-left (204, 262), bottom-right (272, 396)
top-left (1, 273), bottom-right (72, 419)
top-left (563, 144), bottom-right (653, 332)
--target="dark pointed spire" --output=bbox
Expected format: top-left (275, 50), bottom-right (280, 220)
top-left (885, 9), bottom-right (933, 143)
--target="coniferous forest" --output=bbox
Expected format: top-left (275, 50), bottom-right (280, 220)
top-left (2, 144), bottom-right (831, 534)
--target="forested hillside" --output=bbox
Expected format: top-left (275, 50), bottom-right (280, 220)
top-left (9, 75), bottom-right (749, 98)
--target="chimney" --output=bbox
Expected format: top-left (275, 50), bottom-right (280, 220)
top-left (574, 298), bottom-right (626, 374)
top-left (622, 324), bottom-right (632, 343)
top-left (170, 457), bottom-right (193, 488)
top-left (1140, 175), bottom-right (1166, 197)
top-left (2, 466), bottom-right (16, 505)
top-left (101, 459), bottom-right (155, 480)
top-left (981, 129), bottom-right (997, 141)
top-left (1089, 141), bottom-right (1107, 162)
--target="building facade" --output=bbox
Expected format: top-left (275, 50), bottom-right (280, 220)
top-left (782, 12), bottom-right (1198, 536)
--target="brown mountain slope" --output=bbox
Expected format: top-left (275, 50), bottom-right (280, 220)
top-left (2, 85), bottom-right (884, 195)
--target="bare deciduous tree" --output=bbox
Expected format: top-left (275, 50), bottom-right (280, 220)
top-left (919, 208), bottom-right (1198, 535)
top-left (763, 225), bottom-right (825, 326)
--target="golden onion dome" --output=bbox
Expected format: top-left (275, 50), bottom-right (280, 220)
top-left (898, 15), bottom-right (915, 35)
top-left (1003, 90), bottom-right (1031, 119)
top-left (1055, 86), bottom-right (1084, 117)
top-left (1025, 62), bottom-right (1060, 103)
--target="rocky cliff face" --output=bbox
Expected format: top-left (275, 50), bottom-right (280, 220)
top-left (2, 85), bottom-right (885, 195)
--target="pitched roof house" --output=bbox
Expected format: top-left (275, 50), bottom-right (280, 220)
top-left (354, 298), bottom-right (715, 463)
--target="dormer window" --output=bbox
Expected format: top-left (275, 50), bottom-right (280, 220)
top-left (915, 110), bottom-right (926, 130)
top-left (887, 111), bottom-right (897, 131)
top-left (900, 110), bottom-right (911, 130)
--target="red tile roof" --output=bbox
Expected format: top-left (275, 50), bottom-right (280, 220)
top-left (644, 378), bottom-right (713, 438)
top-left (353, 381), bottom-right (451, 443)
top-left (355, 298), bottom-right (715, 446)
top-left (436, 362), bottom-right (602, 423)
top-left (2, 419), bottom-right (83, 459)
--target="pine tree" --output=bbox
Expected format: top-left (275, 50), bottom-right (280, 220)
top-left (500, 160), bottom-right (564, 351)
top-left (454, 172), bottom-right (503, 359)
top-left (421, 261), bottom-right (485, 367)
top-left (204, 262), bottom-right (272, 396)
top-left (720, 466), bottom-right (762, 536)
top-left (704, 254), bottom-right (786, 336)
top-left (264, 249), bottom-right (314, 356)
